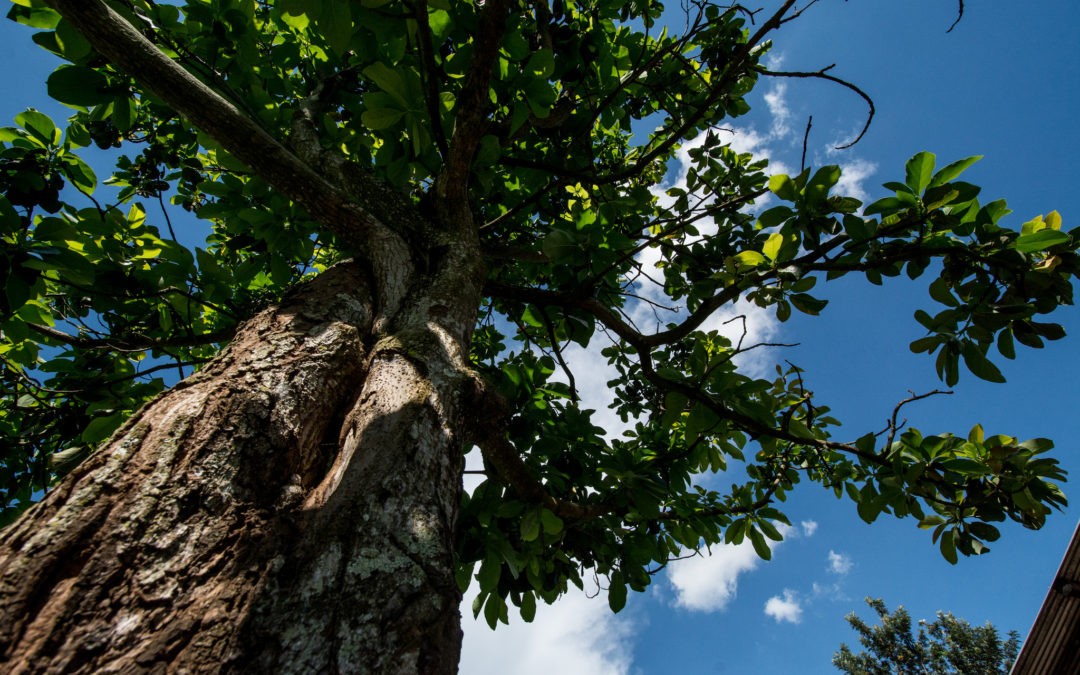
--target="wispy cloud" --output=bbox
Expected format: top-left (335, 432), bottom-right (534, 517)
top-left (827, 550), bottom-right (853, 575)
top-left (764, 82), bottom-right (793, 139)
top-left (800, 520), bottom-right (819, 537)
top-left (764, 589), bottom-right (803, 624)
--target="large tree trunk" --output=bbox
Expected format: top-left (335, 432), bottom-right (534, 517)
top-left (0, 258), bottom-right (481, 673)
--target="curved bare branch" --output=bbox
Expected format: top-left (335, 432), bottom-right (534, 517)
top-left (756, 65), bottom-right (876, 149)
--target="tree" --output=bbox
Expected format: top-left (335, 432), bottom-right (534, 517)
top-left (833, 597), bottom-right (1021, 674)
top-left (0, 0), bottom-right (1074, 672)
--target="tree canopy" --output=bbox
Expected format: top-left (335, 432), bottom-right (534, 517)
top-left (833, 597), bottom-right (1021, 675)
top-left (0, 0), bottom-right (1076, 634)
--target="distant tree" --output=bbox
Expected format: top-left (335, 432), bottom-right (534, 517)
top-left (833, 597), bottom-right (1021, 674)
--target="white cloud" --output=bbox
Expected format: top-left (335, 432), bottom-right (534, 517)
top-left (827, 550), bottom-right (853, 575)
top-left (459, 585), bottom-right (637, 675)
top-left (764, 589), bottom-right (803, 624)
top-left (812, 581), bottom-right (845, 599)
top-left (667, 542), bottom-right (762, 612)
top-left (800, 520), bottom-right (818, 537)
top-left (763, 82), bottom-right (792, 139)
top-left (832, 158), bottom-right (878, 203)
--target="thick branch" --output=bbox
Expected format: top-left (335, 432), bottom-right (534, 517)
top-left (27, 323), bottom-right (236, 352)
top-left (437, 0), bottom-right (512, 212)
top-left (469, 377), bottom-right (608, 521)
top-left (45, 0), bottom-right (400, 256)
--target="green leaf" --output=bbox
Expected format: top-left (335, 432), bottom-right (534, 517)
top-left (928, 155), bottom-right (982, 188)
top-left (732, 250), bottom-right (765, 268)
top-left (758, 519), bottom-right (783, 542)
top-left (969, 522), bottom-right (1000, 542)
top-left (7, 4), bottom-right (60, 29)
top-left (542, 229), bottom-right (577, 260)
top-left (904, 151), bottom-right (936, 195)
top-left (789, 293), bottom-right (828, 315)
top-left (909, 336), bottom-right (939, 354)
top-left (661, 391), bottom-right (688, 429)
top-left (483, 592), bottom-right (506, 628)
top-left (519, 591), bottom-right (537, 622)
top-left (758, 205), bottom-right (793, 229)
top-left (520, 510), bottom-right (540, 542)
top-left (318, 0), bottom-right (354, 56)
top-left (939, 528), bottom-right (958, 564)
top-left (805, 165), bottom-right (840, 200)
top-left (523, 79), bottom-right (556, 118)
top-left (476, 556), bottom-right (501, 592)
top-left (1014, 229), bottom-right (1069, 253)
top-left (47, 66), bottom-right (113, 107)
top-left (361, 108), bottom-right (405, 130)
top-left (539, 508), bottom-right (563, 535)
top-left (928, 278), bottom-right (958, 307)
top-left (768, 174), bottom-right (798, 201)
top-left (14, 109), bottom-right (58, 146)
top-left (455, 561), bottom-right (475, 593)
top-left (60, 155), bottom-right (97, 193)
top-left (81, 413), bottom-right (125, 444)
top-left (762, 233), bottom-right (784, 261)
top-left (996, 328), bottom-right (1016, 360)
top-left (55, 19), bottom-right (92, 61)
top-left (363, 63), bottom-right (411, 108)
top-left (608, 571), bottom-right (628, 612)
top-left (525, 48), bottom-right (555, 78)
top-left (748, 527), bottom-right (771, 560)
top-left (863, 196), bottom-right (903, 217)
top-left (960, 343), bottom-right (1006, 383)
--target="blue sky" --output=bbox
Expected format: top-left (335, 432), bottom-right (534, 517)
top-left (2, 2), bottom-right (1078, 674)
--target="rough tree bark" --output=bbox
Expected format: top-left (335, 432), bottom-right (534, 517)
top-left (0, 251), bottom-right (484, 672)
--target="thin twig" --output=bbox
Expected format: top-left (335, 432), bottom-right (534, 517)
top-left (884, 389), bottom-right (953, 450)
top-left (800, 115), bottom-right (813, 172)
top-left (946, 1), bottom-right (965, 33)
top-left (539, 307), bottom-right (579, 402)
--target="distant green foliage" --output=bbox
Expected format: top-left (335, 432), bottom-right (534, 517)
top-left (833, 597), bottom-right (1020, 674)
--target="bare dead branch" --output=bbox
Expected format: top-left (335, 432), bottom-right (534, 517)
top-left (884, 389), bottom-right (954, 450)
top-left (757, 65), bottom-right (876, 149)
top-left (947, 1), bottom-right (965, 33)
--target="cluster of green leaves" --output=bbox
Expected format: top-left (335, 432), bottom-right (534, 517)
top-left (833, 597), bottom-right (1020, 674)
top-left (0, 109), bottom-right (208, 523)
top-left (2, 0), bottom-right (1076, 630)
top-left (468, 143), bottom-right (1075, 624)
top-left (446, 2), bottom-right (1077, 625)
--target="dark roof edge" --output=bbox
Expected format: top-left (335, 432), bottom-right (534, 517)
top-left (1011, 520), bottom-right (1080, 675)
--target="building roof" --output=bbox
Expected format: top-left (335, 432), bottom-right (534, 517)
top-left (1012, 521), bottom-right (1080, 674)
